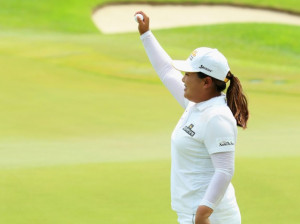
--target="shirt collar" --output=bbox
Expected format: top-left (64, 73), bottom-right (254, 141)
top-left (195, 94), bottom-right (226, 112)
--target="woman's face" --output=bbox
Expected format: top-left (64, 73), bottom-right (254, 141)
top-left (182, 72), bottom-right (205, 102)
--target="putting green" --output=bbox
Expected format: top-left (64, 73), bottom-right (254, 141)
top-left (1, 23), bottom-right (299, 168)
top-left (0, 0), bottom-right (299, 223)
top-left (0, 158), bottom-right (299, 223)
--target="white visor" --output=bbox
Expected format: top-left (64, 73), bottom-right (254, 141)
top-left (172, 47), bottom-right (230, 81)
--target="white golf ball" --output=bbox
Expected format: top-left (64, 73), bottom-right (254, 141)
top-left (134, 14), bottom-right (144, 23)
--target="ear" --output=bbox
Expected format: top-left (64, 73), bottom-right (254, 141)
top-left (203, 77), bottom-right (213, 88)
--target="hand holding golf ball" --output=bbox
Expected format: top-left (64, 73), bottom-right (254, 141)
top-left (134, 11), bottom-right (149, 35)
top-left (134, 13), bottom-right (144, 23)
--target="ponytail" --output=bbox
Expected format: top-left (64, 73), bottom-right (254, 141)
top-left (197, 71), bottom-right (249, 129)
top-left (226, 72), bottom-right (249, 129)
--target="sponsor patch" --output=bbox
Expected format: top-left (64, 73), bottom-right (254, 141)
top-left (217, 138), bottom-right (235, 147)
top-left (183, 124), bottom-right (195, 137)
top-left (219, 141), bottom-right (234, 147)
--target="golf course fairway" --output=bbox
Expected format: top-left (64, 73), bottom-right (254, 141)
top-left (0, 0), bottom-right (299, 223)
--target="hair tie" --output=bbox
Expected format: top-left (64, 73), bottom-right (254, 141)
top-left (224, 73), bottom-right (233, 83)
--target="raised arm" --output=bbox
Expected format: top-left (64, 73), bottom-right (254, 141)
top-left (135, 11), bottom-right (187, 108)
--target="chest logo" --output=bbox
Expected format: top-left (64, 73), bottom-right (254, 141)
top-left (183, 124), bottom-right (195, 137)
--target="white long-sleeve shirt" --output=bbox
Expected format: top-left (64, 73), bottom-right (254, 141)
top-left (140, 31), bottom-right (239, 214)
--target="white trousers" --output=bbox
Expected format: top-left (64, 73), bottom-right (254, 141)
top-left (177, 206), bottom-right (241, 224)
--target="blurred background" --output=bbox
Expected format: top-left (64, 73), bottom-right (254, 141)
top-left (0, 0), bottom-right (299, 223)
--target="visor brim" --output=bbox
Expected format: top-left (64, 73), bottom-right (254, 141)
top-left (172, 60), bottom-right (200, 73)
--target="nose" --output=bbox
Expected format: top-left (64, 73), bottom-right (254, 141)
top-left (182, 74), bottom-right (186, 83)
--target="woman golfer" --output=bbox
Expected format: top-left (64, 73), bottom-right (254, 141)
top-left (135, 11), bottom-right (248, 224)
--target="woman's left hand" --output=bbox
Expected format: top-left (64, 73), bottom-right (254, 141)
top-left (195, 205), bottom-right (213, 224)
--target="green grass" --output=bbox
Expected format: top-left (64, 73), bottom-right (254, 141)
top-left (1, 24), bottom-right (299, 138)
top-left (0, 161), bottom-right (174, 224)
top-left (0, 159), bottom-right (299, 223)
top-left (0, 0), bottom-right (300, 223)
top-left (235, 157), bottom-right (300, 224)
top-left (0, 23), bottom-right (299, 223)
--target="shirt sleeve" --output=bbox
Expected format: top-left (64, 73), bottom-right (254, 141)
top-left (204, 115), bottom-right (236, 154)
top-left (140, 31), bottom-right (188, 108)
top-left (199, 151), bottom-right (235, 210)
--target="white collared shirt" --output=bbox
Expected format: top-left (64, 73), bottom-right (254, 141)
top-left (171, 95), bottom-right (237, 213)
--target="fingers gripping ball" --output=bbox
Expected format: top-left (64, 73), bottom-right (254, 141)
top-left (134, 14), bottom-right (144, 23)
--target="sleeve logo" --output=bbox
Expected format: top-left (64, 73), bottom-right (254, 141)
top-left (219, 141), bottom-right (234, 146)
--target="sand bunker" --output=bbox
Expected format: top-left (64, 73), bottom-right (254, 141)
top-left (92, 4), bottom-right (300, 34)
